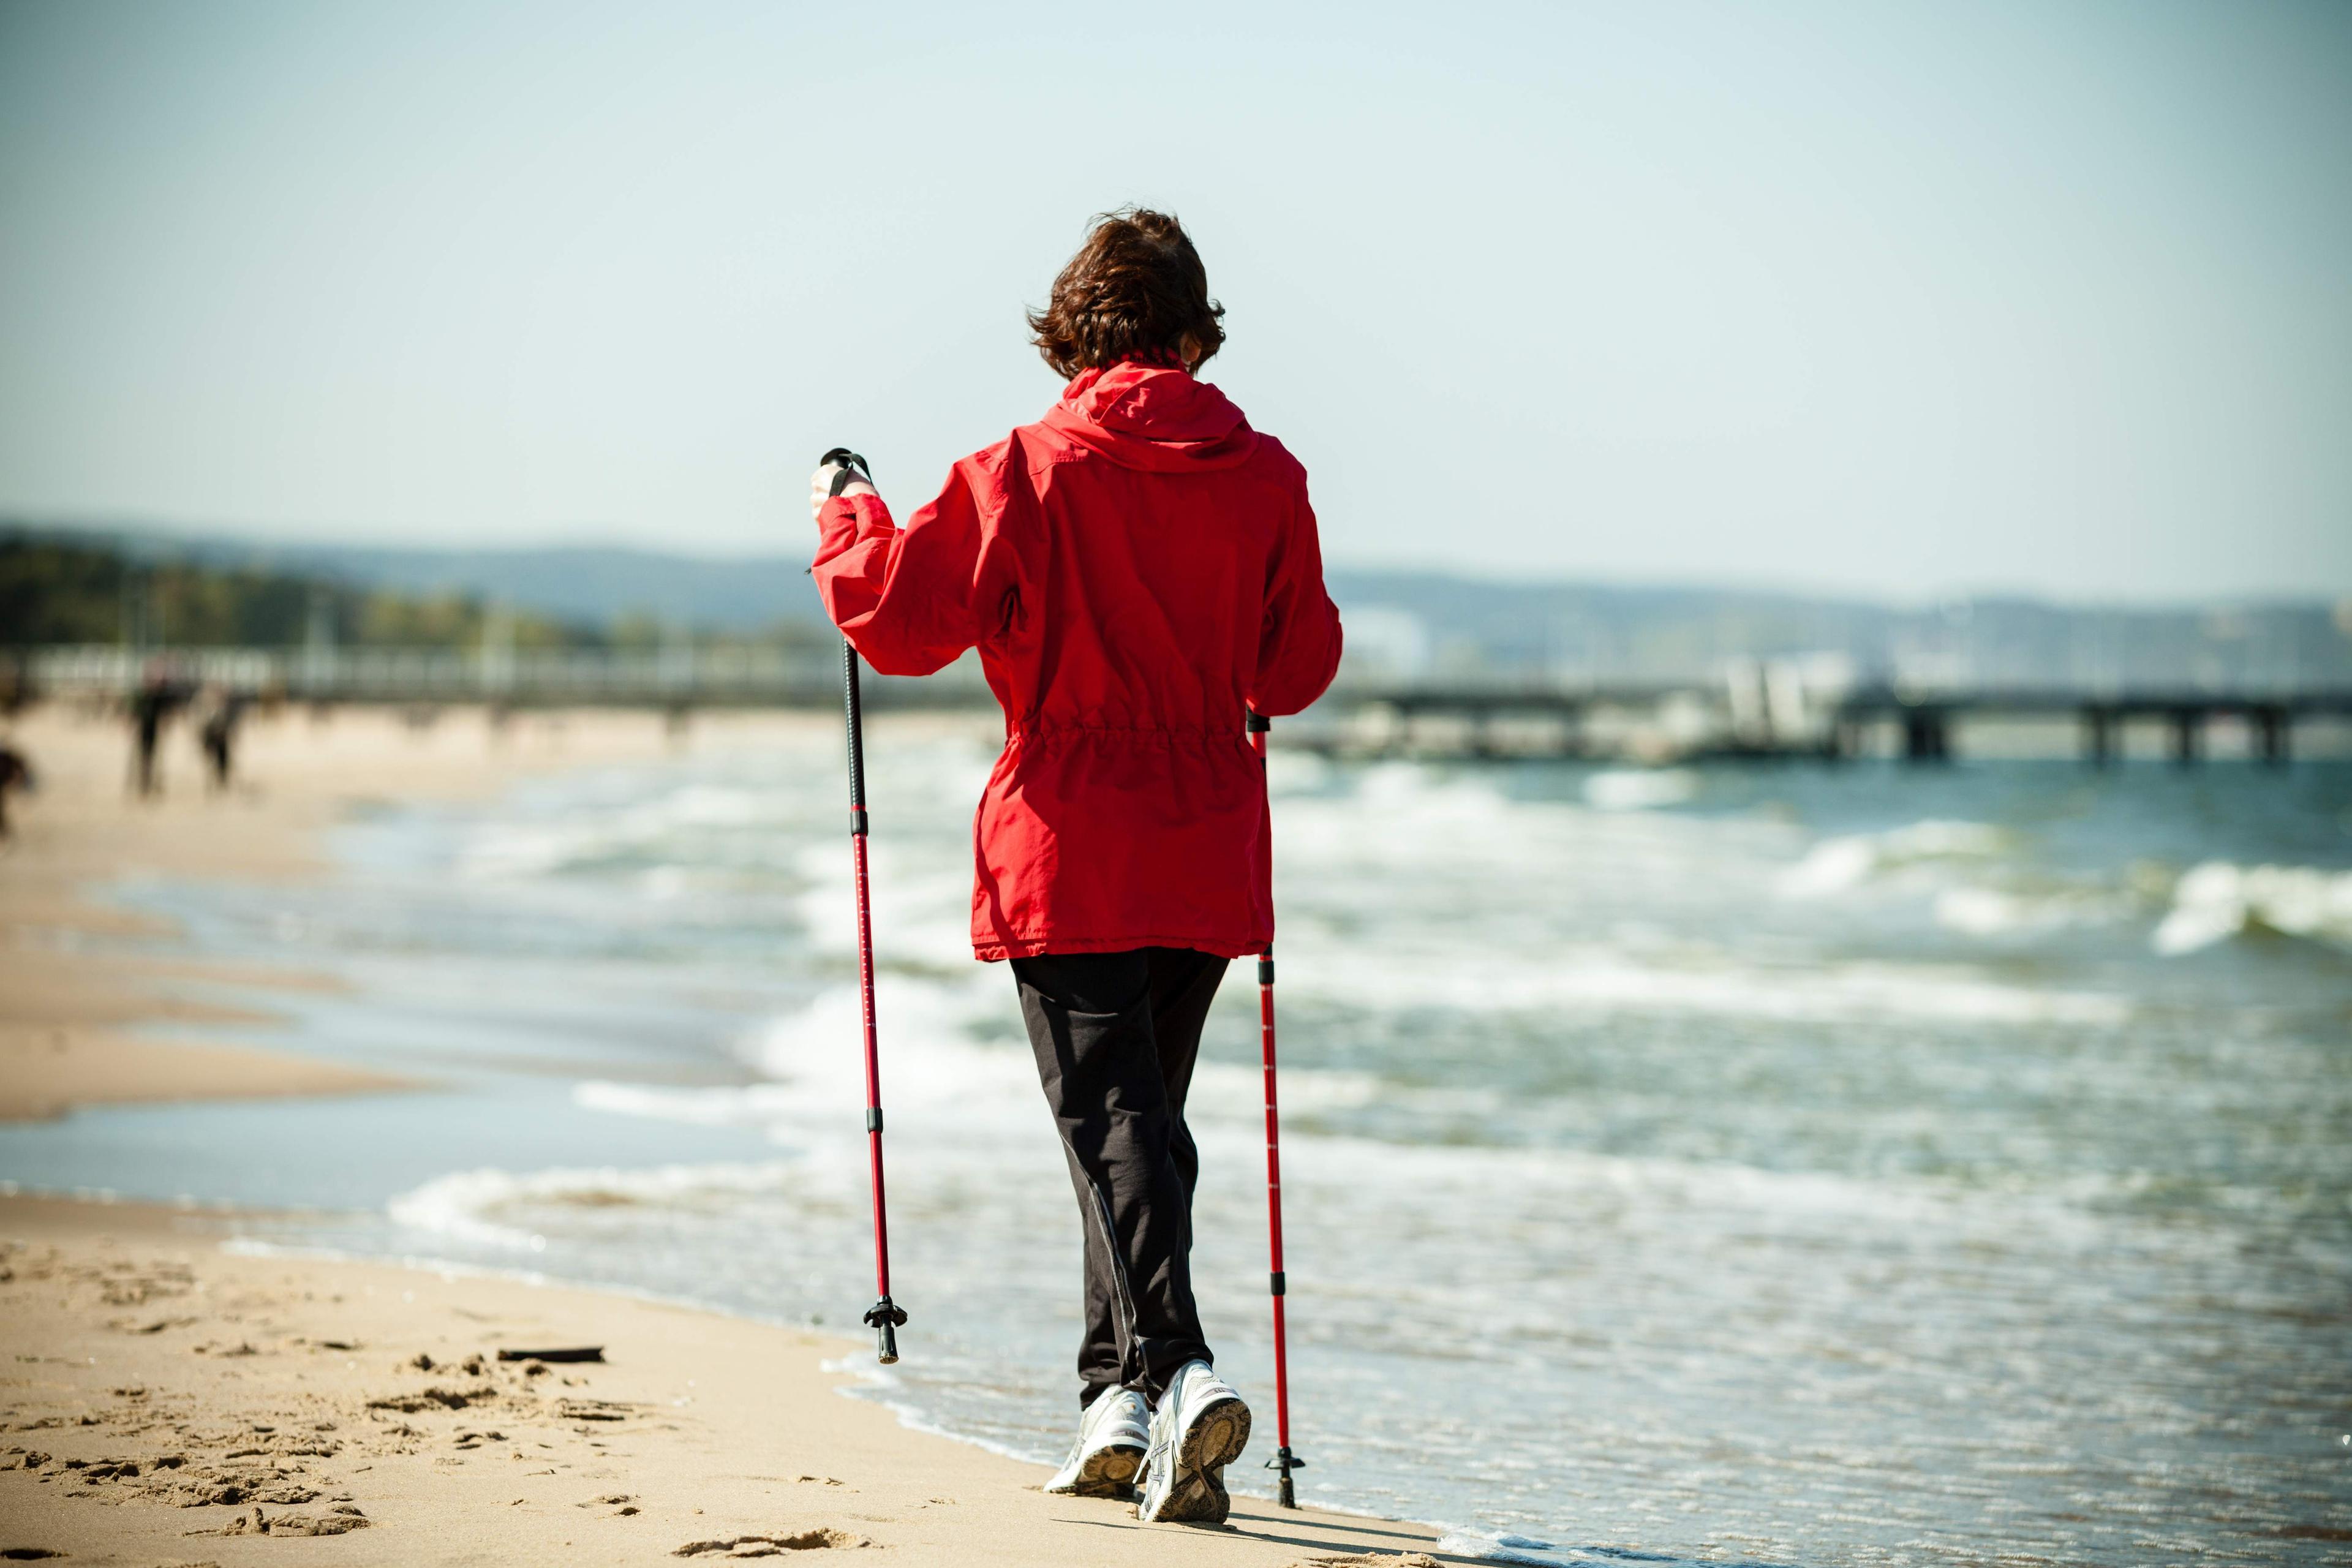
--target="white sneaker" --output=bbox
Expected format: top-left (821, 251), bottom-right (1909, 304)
top-left (1135, 1360), bottom-right (1251, 1525)
top-left (1044, 1387), bottom-right (1150, 1497)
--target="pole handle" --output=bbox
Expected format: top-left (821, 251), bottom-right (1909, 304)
top-left (821, 451), bottom-right (874, 805)
top-left (821, 447), bottom-right (872, 497)
top-left (842, 639), bottom-right (867, 812)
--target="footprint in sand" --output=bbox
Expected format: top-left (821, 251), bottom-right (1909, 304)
top-left (191, 1504), bottom-right (371, 1537)
top-left (671, 1529), bottom-right (869, 1555)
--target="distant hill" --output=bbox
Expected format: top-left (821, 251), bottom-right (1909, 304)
top-left (4, 530), bottom-right (616, 651)
top-left (1321, 571), bottom-right (2351, 690)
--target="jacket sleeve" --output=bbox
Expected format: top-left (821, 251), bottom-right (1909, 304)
top-left (1248, 481), bottom-right (1344, 717)
top-left (810, 457), bottom-right (1021, 677)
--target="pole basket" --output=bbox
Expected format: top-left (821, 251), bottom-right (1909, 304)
top-left (1267, 1446), bottom-right (1305, 1508)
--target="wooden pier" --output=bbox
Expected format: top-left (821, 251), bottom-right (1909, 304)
top-left (1834, 686), bottom-right (2322, 766)
top-left (1328, 682), bottom-right (2347, 764)
top-left (13, 646), bottom-right (2348, 765)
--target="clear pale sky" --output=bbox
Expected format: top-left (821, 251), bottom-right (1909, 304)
top-left (2, 1), bottom-right (2346, 602)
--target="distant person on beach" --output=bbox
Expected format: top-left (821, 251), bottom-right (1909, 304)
top-left (195, 685), bottom-right (248, 792)
top-left (0, 737), bottom-right (32, 839)
top-left (128, 665), bottom-right (190, 798)
top-left (806, 209), bottom-right (1343, 1524)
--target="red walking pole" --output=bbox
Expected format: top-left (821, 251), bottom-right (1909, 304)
top-left (1248, 710), bottom-right (1303, 1507)
top-left (823, 447), bottom-right (907, 1365)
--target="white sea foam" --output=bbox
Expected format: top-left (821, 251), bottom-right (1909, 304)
top-left (1777, 819), bottom-right (2010, 897)
top-left (1268, 761), bottom-right (1795, 916)
top-left (573, 978), bottom-right (1395, 1148)
top-left (572, 1079), bottom-right (809, 1130)
top-left (1185, 1059), bottom-right (1388, 1119)
top-left (386, 1162), bottom-right (795, 1250)
top-left (790, 840), bottom-right (977, 963)
top-left (739, 979), bottom-right (1025, 1121)
top-left (458, 783), bottom-right (791, 881)
top-left (1581, 767), bottom-right (1700, 812)
top-left (2154, 861), bottom-right (2352, 956)
top-left (1433, 1532), bottom-right (1743, 1567)
top-left (1932, 884), bottom-right (2126, 937)
top-left (1430, 1532), bottom-right (1580, 1568)
top-left (1281, 941), bottom-right (2128, 1026)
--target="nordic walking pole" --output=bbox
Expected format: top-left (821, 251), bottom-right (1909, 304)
top-left (1248, 709), bottom-right (1304, 1507)
top-left (821, 446), bottom-right (907, 1365)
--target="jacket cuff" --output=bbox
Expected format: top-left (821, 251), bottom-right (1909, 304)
top-left (813, 492), bottom-right (896, 565)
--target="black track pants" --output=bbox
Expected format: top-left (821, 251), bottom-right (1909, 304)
top-left (1012, 946), bottom-right (1227, 1409)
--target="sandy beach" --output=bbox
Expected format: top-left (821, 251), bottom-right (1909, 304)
top-left (0, 704), bottom-right (1449, 1566)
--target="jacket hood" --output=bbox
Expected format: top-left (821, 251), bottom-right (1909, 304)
top-left (1038, 361), bottom-right (1259, 472)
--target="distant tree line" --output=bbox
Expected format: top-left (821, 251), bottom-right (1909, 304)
top-left (0, 531), bottom-right (821, 652)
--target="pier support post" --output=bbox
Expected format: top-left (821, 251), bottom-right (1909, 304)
top-left (2082, 706), bottom-right (2117, 768)
top-left (1468, 709), bottom-right (1498, 761)
top-left (1385, 701), bottom-right (1415, 760)
top-left (2168, 707), bottom-right (2203, 766)
top-left (1902, 706), bottom-right (1951, 764)
top-left (2253, 705), bottom-right (2290, 767)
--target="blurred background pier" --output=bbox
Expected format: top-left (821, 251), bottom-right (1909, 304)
top-left (10, 526), bottom-right (2350, 767)
top-left (13, 639), bottom-right (2349, 767)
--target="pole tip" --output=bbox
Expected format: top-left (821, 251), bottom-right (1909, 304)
top-left (864, 1297), bottom-right (907, 1365)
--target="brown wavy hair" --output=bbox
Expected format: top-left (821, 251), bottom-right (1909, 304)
top-left (1027, 208), bottom-right (1225, 379)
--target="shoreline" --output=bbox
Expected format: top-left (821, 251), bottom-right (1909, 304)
top-left (0, 701), bottom-right (705, 1123)
top-left (0, 703), bottom-right (1453, 1565)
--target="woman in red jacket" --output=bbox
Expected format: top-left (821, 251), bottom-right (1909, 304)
top-left (807, 209), bottom-right (1343, 1525)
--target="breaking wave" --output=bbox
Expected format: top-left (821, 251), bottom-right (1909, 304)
top-left (1777, 819), bottom-right (2011, 898)
top-left (2154, 861), bottom-right (2352, 956)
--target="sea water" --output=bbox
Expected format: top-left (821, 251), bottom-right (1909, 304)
top-left (4, 718), bottom-right (2348, 1565)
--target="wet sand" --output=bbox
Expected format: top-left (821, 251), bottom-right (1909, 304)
top-left (0, 703), bottom-right (1451, 1566)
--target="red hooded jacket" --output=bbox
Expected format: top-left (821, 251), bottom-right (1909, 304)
top-left (812, 361), bottom-right (1344, 962)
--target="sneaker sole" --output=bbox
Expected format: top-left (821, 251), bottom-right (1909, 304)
top-left (1143, 1396), bottom-right (1251, 1525)
top-left (1048, 1442), bottom-right (1144, 1498)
